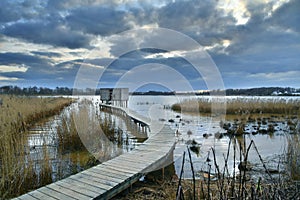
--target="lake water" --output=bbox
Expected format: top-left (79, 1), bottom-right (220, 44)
top-left (128, 95), bottom-right (299, 179)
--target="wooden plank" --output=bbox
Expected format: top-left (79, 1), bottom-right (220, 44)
top-left (58, 177), bottom-right (104, 195)
top-left (103, 159), bottom-right (148, 169)
top-left (90, 166), bottom-right (133, 179)
top-left (134, 146), bottom-right (173, 152)
top-left (70, 172), bottom-right (117, 190)
top-left (55, 179), bottom-right (99, 198)
top-left (97, 171), bottom-right (143, 199)
top-left (143, 139), bottom-right (175, 143)
top-left (117, 155), bottom-right (157, 164)
top-left (69, 174), bottom-right (115, 191)
top-left (37, 187), bottom-right (76, 200)
top-left (136, 146), bottom-right (174, 151)
top-left (120, 154), bottom-right (163, 162)
top-left (89, 167), bottom-right (132, 180)
top-left (119, 154), bottom-right (158, 161)
top-left (101, 162), bottom-right (145, 173)
top-left (46, 183), bottom-right (92, 200)
top-left (108, 157), bottom-right (147, 168)
top-left (16, 194), bottom-right (38, 200)
top-left (98, 164), bottom-right (140, 175)
top-left (119, 153), bottom-right (163, 161)
top-left (26, 190), bottom-right (57, 200)
top-left (82, 170), bottom-right (123, 184)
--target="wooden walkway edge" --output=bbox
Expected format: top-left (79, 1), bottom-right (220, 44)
top-left (15, 104), bottom-right (176, 200)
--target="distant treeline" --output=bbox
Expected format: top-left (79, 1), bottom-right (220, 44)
top-left (132, 87), bottom-right (300, 96)
top-left (131, 91), bottom-right (176, 95)
top-left (0, 86), bottom-right (101, 95)
top-left (224, 87), bottom-right (300, 96)
top-left (0, 85), bottom-right (299, 96)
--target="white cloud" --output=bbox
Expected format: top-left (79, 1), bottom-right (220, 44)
top-left (248, 70), bottom-right (300, 81)
top-left (217, 0), bottom-right (251, 25)
top-left (0, 76), bottom-right (19, 81)
top-left (0, 64), bottom-right (28, 72)
top-left (144, 50), bottom-right (185, 59)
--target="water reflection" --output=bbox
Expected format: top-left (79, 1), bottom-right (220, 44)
top-left (26, 97), bottom-right (145, 183)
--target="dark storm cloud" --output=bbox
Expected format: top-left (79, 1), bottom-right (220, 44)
top-left (156, 0), bottom-right (215, 30)
top-left (0, 52), bottom-right (49, 66)
top-left (3, 21), bottom-right (91, 49)
top-left (0, 0), bottom-right (45, 23)
top-left (272, 0), bottom-right (300, 32)
top-left (0, 0), bottom-right (299, 88)
top-left (220, 0), bottom-right (300, 76)
top-left (0, 53), bottom-right (83, 87)
top-left (0, 0), bottom-right (134, 48)
top-left (66, 6), bottom-right (131, 36)
top-left (98, 49), bottom-right (202, 85)
top-left (0, 52), bottom-right (74, 78)
top-left (140, 0), bottom-right (237, 46)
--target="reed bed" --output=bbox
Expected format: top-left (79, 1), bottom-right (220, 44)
top-left (0, 95), bottom-right (73, 199)
top-left (57, 99), bottom-right (122, 162)
top-left (172, 97), bottom-right (300, 115)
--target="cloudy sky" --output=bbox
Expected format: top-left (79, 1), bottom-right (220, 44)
top-left (0, 0), bottom-right (299, 91)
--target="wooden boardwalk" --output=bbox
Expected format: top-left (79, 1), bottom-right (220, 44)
top-left (15, 105), bottom-right (176, 200)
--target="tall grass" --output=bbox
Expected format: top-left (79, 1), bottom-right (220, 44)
top-left (57, 115), bottom-right (86, 153)
top-left (0, 95), bottom-right (73, 199)
top-left (286, 132), bottom-right (300, 180)
top-left (172, 97), bottom-right (300, 115)
top-left (57, 99), bottom-right (123, 163)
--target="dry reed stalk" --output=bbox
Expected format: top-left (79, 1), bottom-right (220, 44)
top-left (172, 98), bottom-right (300, 115)
top-left (286, 134), bottom-right (300, 180)
top-left (0, 95), bottom-right (73, 199)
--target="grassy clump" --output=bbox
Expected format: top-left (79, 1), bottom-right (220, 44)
top-left (58, 100), bottom-right (122, 163)
top-left (0, 95), bottom-right (73, 199)
top-left (57, 115), bottom-right (86, 153)
top-left (286, 134), bottom-right (300, 180)
top-left (172, 98), bottom-right (300, 115)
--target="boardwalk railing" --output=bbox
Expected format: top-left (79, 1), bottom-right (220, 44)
top-left (15, 104), bottom-right (176, 200)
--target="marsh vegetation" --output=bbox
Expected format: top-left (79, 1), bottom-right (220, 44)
top-left (172, 97), bottom-right (300, 115)
top-left (1, 94), bottom-right (299, 199)
top-left (0, 95), bottom-right (73, 198)
top-left (0, 95), bottom-right (142, 199)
